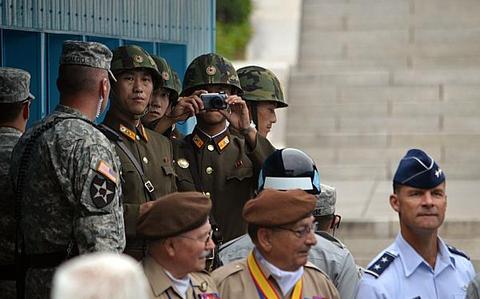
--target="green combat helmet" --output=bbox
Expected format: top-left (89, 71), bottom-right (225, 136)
top-left (181, 53), bottom-right (243, 96)
top-left (237, 65), bottom-right (288, 108)
top-left (172, 71), bottom-right (182, 100)
top-left (151, 55), bottom-right (178, 102)
top-left (111, 45), bottom-right (162, 89)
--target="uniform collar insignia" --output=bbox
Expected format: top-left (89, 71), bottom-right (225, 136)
top-left (215, 134), bottom-right (230, 152)
top-left (138, 123), bottom-right (149, 142)
top-left (119, 124), bottom-right (137, 141)
top-left (192, 134), bottom-right (205, 149)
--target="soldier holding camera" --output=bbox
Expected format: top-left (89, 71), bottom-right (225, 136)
top-left (172, 53), bottom-right (275, 245)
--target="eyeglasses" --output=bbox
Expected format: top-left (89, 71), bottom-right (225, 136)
top-left (274, 222), bottom-right (318, 239)
top-left (177, 230), bottom-right (213, 247)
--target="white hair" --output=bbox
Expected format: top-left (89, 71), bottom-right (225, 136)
top-left (51, 252), bottom-right (149, 299)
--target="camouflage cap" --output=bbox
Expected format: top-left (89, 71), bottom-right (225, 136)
top-left (60, 40), bottom-right (113, 73)
top-left (0, 67), bottom-right (35, 103)
top-left (111, 45), bottom-right (162, 89)
top-left (237, 66), bottom-right (287, 108)
top-left (151, 55), bottom-right (178, 101)
top-left (181, 53), bottom-right (243, 96)
top-left (313, 184), bottom-right (336, 217)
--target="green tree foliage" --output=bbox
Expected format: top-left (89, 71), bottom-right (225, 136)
top-left (216, 0), bottom-right (252, 60)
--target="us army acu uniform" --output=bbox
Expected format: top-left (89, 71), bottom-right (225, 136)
top-left (467, 274), bottom-right (480, 299)
top-left (10, 41), bottom-right (125, 298)
top-left (173, 53), bottom-right (275, 242)
top-left (102, 45), bottom-right (177, 260)
top-left (0, 68), bottom-right (34, 299)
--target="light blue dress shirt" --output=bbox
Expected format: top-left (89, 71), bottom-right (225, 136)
top-left (356, 233), bottom-right (475, 299)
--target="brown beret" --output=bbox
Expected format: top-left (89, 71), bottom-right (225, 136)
top-left (242, 189), bottom-right (316, 227)
top-left (137, 192), bottom-right (211, 239)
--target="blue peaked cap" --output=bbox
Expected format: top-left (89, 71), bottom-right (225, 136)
top-left (393, 149), bottom-right (445, 189)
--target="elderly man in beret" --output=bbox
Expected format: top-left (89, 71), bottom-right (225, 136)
top-left (0, 67), bottom-right (34, 298)
top-left (356, 148), bottom-right (475, 299)
top-left (137, 192), bottom-right (220, 298)
top-left (10, 41), bottom-right (125, 298)
top-left (212, 189), bottom-right (340, 298)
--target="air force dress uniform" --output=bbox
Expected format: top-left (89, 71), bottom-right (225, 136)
top-left (355, 149), bottom-right (475, 299)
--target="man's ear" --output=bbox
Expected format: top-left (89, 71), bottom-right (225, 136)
top-left (100, 77), bottom-right (109, 99)
top-left (257, 228), bottom-right (273, 253)
top-left (22, 101), bottom-right (30, 120)
top-left (164, 238), bottom-right (176, 257)
top-left (390, 194), bottom-right (400, 213)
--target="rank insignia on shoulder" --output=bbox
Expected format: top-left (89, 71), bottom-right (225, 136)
top-left (96, 160), bottom-right (118, 184)
top-left (447, 244), bottom-right (470, 260)
top-left (366, 252), bottom-right (396, 279)
top-left (198, 293), bottom-right (220, 299)
top-left (177, 158), bottom-right (189, 169)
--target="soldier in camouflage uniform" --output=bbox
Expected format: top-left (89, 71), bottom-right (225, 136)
top-left (172, 53), bottom-right (275, 243)
top-left (142, 55), bottom-right (183, 139)
top-left (0, 67), bottom-right (34, 299)
top-left (101, 45), bottom-right (177, 260)
top-left (237, 66), bottom-right (288, 138)
top-left (10, 40), bottom-right (125, 298)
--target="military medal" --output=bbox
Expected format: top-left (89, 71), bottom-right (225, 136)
top-left (177, 158), bottom-right (189, 169)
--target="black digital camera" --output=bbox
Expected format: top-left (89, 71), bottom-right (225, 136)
top-left (200, 92), bottom-right (228, 110)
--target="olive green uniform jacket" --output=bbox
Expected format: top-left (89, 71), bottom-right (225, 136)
top-left (142, 255), bottom-right (219, 299)
top-left (212, 257), bottom-right (340, 299)
top-left (172, 126), bottom-right (274, 242)
top-left (103, 113), bottom-right (177, 259)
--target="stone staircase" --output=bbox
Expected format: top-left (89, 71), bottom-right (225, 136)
top-left (286, 0), bottom-right (480, 268)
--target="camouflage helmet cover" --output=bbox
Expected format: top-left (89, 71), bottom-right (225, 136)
top-left (151, 55), bottom-right (178, 101)
top-left (181, 53), bottom-right (243, 96)
top-left (237, 65), bottom-right (287, 108)
top-left (111, 45), bottom-right (162, 89)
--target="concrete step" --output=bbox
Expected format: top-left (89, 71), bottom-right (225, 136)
top-left (337, 220), bottom-right (480, 268)
top-left (287, 100), bottom-right (480, 117)
top-left (286, 132), bottom-right (480, 148)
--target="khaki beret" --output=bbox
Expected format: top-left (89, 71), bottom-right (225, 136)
top-left (242, 189), bottom-right (316, 227)
top-left (137, 192), bottom-right (211, 239)
top-left (0, 67), bottom-right (34, 103)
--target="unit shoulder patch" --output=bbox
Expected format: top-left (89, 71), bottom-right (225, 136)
top-left (366, 252), bottom-right (396, 279)
top-left (90, 173), bottom-right (116, 208)
top-left (447, 244), bottom-right (470, 260)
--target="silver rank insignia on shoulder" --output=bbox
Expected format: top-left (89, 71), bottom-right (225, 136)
top-left (177, 158), bottom-right (189, 169)
top-left (366, 251), bottom-right (396, 279)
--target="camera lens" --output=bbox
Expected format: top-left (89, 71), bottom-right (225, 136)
top-left (212, 98), bottom-right (225, 109)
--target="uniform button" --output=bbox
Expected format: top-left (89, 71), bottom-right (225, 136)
top-left (143, 157), bottom-right (148, 164)
top-left (207, 144), bottom-right (215, 151)
top-left (205, 167), bottom-right (213, 175)
top-left (205, 192), bottom-right (211, 198)
top-left (136, 135), bottom-right (141, 141)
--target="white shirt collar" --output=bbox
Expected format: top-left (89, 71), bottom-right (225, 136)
top-left (254, 249), bottom-right (304, 296)
top-left (198, 124), bottom-right (228, 139)
top-left (164, 269), bottom-right (191, 299)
